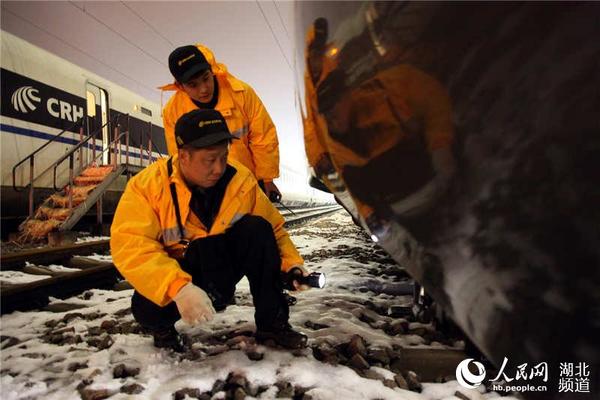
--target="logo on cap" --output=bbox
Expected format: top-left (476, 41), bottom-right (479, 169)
top-left (178, 54), bottom-right (195, 66)
top-left (198, 119), bottom-right (221, 128)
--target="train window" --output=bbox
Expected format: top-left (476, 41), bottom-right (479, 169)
top-left (86, 83), bottom-right (110, 164)
top-left (86, 91), bottom-right (96, 117)
top-left (99, 88), bottom-right (109, 164)
top-left (140, 107), bottom-right (152, 117)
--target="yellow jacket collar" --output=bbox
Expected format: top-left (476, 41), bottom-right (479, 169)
top-left (167, 154), bottom-right (189, 189)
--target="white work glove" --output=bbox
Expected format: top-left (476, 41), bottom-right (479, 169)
top-left (173, 283), bottom-right (216, 326)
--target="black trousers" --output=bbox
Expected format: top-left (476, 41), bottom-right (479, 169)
top-left (131, 215), bottom-right (289, 332)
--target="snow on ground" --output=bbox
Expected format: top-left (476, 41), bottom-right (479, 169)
top-left (0, 270), bottom-right (50, 285)
top-left (75, 236), bottom-right (110, 244)
top-left (0, 211), bottom-right (516, 400)
top-left (86, 254), bottom-right (114, 263)
top-left (44, 264), bottom-right (82, 273)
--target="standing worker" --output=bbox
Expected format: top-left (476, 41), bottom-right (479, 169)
top-left (161, 44), bottom-right (282, 201)
top-left (111, 109), bottom-right (309, 352)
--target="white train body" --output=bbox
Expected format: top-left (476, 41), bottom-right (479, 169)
top-left (1, 31), bottom-right (164, 191)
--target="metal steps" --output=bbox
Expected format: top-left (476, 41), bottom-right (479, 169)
top-left (17, 164), bottom-right (126, 241)
top-left (59, 165), bottom-right (126, 231)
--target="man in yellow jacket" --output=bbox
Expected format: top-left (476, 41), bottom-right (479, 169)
top-left (161, 44), bottom-right (282, 201)
top-left (111, 109), bottom-right (309, 352)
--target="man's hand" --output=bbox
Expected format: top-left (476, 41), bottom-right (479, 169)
top-left (263, 181), bottom-right (282, 202)
top-left (290, 265), bottom-right (311, 292)
top-left (173, 283), bottom-right (216, 326)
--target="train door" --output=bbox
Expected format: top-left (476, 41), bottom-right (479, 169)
top-left (85, 83), bottom-right (110, 164)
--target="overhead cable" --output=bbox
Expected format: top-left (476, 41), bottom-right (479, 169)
top-left (255, 1), bottom-right (293, 71)
top-left (68, 1), bottom-right (166, 67)
top-left (120, 1), bottom-right (175, 47)
top-left (272, 0), bottom-right (291, 42)
top-left (0, 6), bottom-right (158, 94)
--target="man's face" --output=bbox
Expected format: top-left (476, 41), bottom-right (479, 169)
top-left (178, 70), bottom-right (215, 103)
top-left (179, 142), bottom-right (228, 188)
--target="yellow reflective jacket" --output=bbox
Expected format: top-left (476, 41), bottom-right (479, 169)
top-left (160, 44), bottom-right (279, 182)
top-left (110, 155), bottom-right (302, 307)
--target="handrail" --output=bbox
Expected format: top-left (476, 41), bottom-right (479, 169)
top-left (139, 133), bottom-right (155, 165)
top-left (12, 119), bottom-right (83, 192)
top-left (13, 111), bottom-right (161, 220)
top-left (21, 120), bottom-right (108, 197)
top-left (52, 113), bottom-right (126, 191)
top-left (52, 118), bottom-right (114, 173)
top-left (55, 129), bottom-right (128, 212)
top-left (142, 121), bottom-right (166, 158)
top-left (135, 121), bottom-right (166, 165)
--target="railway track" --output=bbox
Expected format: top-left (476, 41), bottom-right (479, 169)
top-left (278, 203), bottom-right (341, 226)
top-left (0, 204), bottom-right (341, 314)
top-left (1, 256), bottom-right (118, 314)
top-left (0, 239), bottom-right (110, 270)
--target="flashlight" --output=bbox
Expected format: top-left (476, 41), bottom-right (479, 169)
top-left (282, 268), bottom-right (327, 290)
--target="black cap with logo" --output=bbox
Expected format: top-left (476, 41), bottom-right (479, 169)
top-left (168, 45), bottom-right (210, 83)
top-left (175, 109), bottom-right (236, 149)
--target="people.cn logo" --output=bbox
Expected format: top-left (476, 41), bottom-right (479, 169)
top-left (456, 358), bottom-right (487, 389)
top-left (11, 86), bottom-right (41, 113)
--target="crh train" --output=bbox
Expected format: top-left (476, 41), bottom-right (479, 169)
top-left (1, 31), bottom-right (330, 238)
top-left (1, 30), bottom-right (164, 234)
top-left (295, 1), bottom-right (600, 397)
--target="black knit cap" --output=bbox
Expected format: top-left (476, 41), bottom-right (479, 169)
top-left (169, 45), bottom-right (210, 83)
top-left (175, 109), bottom-right (236, 149)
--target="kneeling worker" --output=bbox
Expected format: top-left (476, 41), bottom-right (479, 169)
top-left (110, 109), bottom-right (309, 352)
